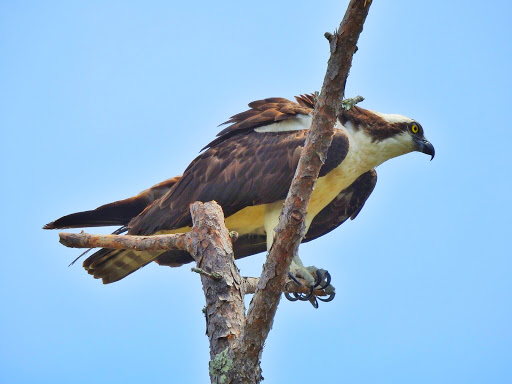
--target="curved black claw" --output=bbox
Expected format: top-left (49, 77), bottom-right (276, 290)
top-left (314, 269), bottom-right (331, 290)
top-left (293, 285), bottom-right (315, 301)
top-left (284, 292), bottom-right (299, 301)
top-left (285, 272), bottom-right (314, 301)
top-left (309, 297), bottom-right (319, 309)
top-left (287, 272), bottom-right (303, 286)
top-left (317, 291), bottom-right (336, 302)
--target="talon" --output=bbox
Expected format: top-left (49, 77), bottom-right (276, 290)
top-left (293, 285), bottom-right (314, 301)
top-left (314, 269), bottom-right (331, 290)
top-left (284, 292), bottom-right (299, 302)
top-left (288, 272), bottom-right (303, 286)
top-left (285, 272), bottom-right (314, 301)
top-left (309, 297), bottom-right (319, 309)
top-left (286, 264), bottom-right (336, 306)
top-left (318, 291), bottom-right (336, 302)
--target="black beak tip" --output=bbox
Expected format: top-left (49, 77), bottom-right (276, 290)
top-left (420, 140), bottom-right (435, 161)
top-left (429, 145), bottom-right (435, 161)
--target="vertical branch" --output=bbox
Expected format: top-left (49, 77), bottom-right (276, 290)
top-left (184, 202), bottom-right (246, 383)
top-left (236, 0), bottom-right (373, 380)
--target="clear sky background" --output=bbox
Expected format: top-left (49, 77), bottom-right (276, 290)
top-left (1, 1), bottom-right (511, 383)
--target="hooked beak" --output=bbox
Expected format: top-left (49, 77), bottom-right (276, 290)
top-left (416, 138), bottom-right (435, 160)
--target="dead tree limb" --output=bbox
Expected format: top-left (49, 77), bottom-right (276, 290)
top-left (235, 1), bottom-right (373, 381)
top-left (185, 202), bottom-right (246, 374)
top-left (59, 229), bottom-right (329, 297)
top-left (59, 232), bottom-right (187, 251)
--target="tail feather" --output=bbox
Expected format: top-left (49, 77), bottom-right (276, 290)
top-left (43, 176), bottom-right (180, 229)
top-left (84, 248), bottom-right (163, 284)
top-left (44, 177), bottom-right (181, 283)
top-left (43, 206), bottom-right (138, 229)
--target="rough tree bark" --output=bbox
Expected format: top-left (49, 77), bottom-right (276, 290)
top-left (232, 0), bottom-right (373, 381)
top-left (57, 1), bottom-right (373, 382)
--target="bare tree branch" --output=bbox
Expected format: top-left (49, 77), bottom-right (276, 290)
top-left (185, 202), bottom-right (246, 381)
top-left (236, 1), bottom-right (373, 380)
top-left (59, 232), bottom-right (187, 251)
top-left (59, 232), bottom-right (329, 296)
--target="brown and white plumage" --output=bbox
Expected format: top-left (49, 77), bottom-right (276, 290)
top-left (45, 94), bottom-right (434, 284)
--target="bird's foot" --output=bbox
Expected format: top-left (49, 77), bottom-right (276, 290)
top-left (284, 264), bottom-right (336, 308)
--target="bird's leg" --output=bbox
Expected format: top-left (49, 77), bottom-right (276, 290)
top-left (285, 255), bottom-right (336, 306)
top-left (264, 208), bottom-right (335, 306)
top-left (289, 255), bottom-right (316, 287)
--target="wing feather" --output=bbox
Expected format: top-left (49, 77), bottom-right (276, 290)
top-left (155, 169), bottom-right (378, 268)
top-left (303, 169), bottom-right (377, 242)
top-left (130, 130), bottom-right (309, 235)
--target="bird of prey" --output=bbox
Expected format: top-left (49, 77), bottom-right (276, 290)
top-left (44, 94), bottom-right (434, 297)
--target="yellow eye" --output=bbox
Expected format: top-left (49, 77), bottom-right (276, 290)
top-left (411, 124), bottom-right (419, 134)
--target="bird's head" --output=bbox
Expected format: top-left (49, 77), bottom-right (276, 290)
top-left (339, 106), bottom-right (435, 165)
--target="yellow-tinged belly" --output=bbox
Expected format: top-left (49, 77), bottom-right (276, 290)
top-left (155, 163), bottom-right (358, 237)
top-left (155, 204), bottom-right (267, 236)
top-left (308, 166), bottom-right (356, 222)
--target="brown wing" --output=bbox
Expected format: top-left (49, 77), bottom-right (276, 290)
top-left (81, 95), bottom-right (351, 284)
top-left (128, 95), bottom-right (334, 236)
top-left (155, 169), bottom-right (378, 267)
top-left (128, 128), bottom-right (349, 235)
top-left (302, 169), bottom-right (377, 242)
top-left (43, 177), bottom-right (180, 229)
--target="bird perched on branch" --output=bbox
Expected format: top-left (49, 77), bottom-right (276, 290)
top-left (44, 94), bottom-right (434, 302)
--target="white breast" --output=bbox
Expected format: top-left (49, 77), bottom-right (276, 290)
top-left (307, 120), bottom-right (413, 225)
top-left (338, 120), bottom-right (413, 172)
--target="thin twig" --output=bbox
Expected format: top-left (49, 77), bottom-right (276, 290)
top-left (191, 267), bottom-right (223, 281)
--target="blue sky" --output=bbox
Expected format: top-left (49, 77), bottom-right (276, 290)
top-left (1, 1), bottom-right (511, 383)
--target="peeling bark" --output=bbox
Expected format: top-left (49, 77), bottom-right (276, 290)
top-left (234, 2), bottom-right (373, 381)
top-left (185, 202), bottom-right (246, 384)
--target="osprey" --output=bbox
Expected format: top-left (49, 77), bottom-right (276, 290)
top-left (45, 94), bottom-right (434, 291)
